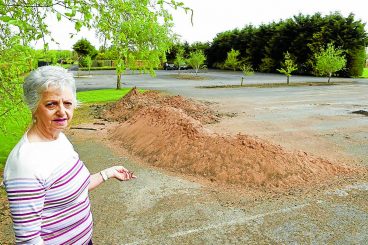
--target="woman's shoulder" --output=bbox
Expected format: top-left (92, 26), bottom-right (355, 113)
top-left (4, 132), bottom-right (78, 181)
top-left (4, 133), bottom-right (40, 179)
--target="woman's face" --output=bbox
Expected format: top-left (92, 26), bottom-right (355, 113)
top-left (33, 86), bottom-right (75, 133)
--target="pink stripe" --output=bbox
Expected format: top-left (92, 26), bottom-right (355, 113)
top-left (9, 194), bottom-right (45, 202)
top-left (50, 159), bottom-right (80, 187)
top-left (62, 220), bottom-right (93, 244)
top-left (42, 201), bottom-right (90, 228)
top-left (45, 175), bottom-right (89, 204)
top-left (12, 210), bottom-right (42, 216)
top-left (7, 187), bottom-right (45, 193)
top-left (14, 217), bottom-right (41, 224)
top-left (16, 231), bottom-right (40, 239)
top-left (51, 163), bottom-right (84, 189)
top-left (43, 211), bottom-right (92, 241)
top-left (43, 196), bottom-right (89, 220)
top-left (43, 204), bottom-right (90, 236)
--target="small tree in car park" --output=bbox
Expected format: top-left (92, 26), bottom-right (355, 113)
top-left (187, 50), bottom-right (206, 75)
top-left (314, 43), bottom-right (347, 83)
top-left (277, 51), bottom-right (298, 85)
top-left (85, 55), bottom-right (92, 75)
top-left (224, 49), bottom-right (240, 71)
top-left (240, 62), bottom-right (254, 86)
top-left (174, 47), bottom-right (186, 74)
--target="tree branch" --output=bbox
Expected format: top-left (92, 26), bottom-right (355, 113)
top-left (0, 1), bottom-right (65, 8)
top-left (0, 100), bottom-right (23, 118)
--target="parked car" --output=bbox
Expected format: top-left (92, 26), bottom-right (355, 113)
top-left (163, 63), bottom-right (189, 70)
top-left (163, 63), bottom-right (174, 70)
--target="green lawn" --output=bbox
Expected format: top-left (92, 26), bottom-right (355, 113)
top-left (0, 118), bottom-right (30, 168)
top-left (77, 88), bottom-right (142, 103)
top-left (0, 88), bottom-right (141, 170)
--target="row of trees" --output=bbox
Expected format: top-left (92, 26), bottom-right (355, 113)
top-left (222, 43), bottom-right (347, 84)
top-left (201, 12), bottom-right (367, 77)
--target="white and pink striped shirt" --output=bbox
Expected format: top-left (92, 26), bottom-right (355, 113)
top-left (3, 132), bottom-right (93, 244)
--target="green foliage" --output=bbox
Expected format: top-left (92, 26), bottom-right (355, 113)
top-left (224, 49), bottom-right (240, 71)
top-left (241, 63), bottom-right (254, 76)
top-left (95, 0), bottom-right (190, 89)
top-left (361, 68), bottom-right (368, 78)
top-left (0, 45), bottom-right (34, 134)
top-left (95, 49), bottom-right (119, 60)
top-left (206, 13), bottom-right (367, 76)
top-left (72, 38), bottom-right (97, 59)
top-left (0, 0), bottom-right (190, 145)
top-left (240, 63), bottom-right (254, 86)
top-left (174, 48), bottom-right (186, 73)
top-left (166, 41), bottom-right (210, 63)
top-left (0, 1), bottom-right (97, 49)
top-left (314, 43), bottom-right (347, 82)
top-left (0, 43), bottom-right (34, 168)
top-left (187, 50), bottom-right (206, 75)
top-left (277, 51), bottom-right (298, 84)
top-left (85, 55), bottom-right (92, 74)
top-left (36, 50), bottom-right (74, 64)
top-left (346, 47), bottom-right (366, 77)
top-left (259, 57), bottom-right (276, 73)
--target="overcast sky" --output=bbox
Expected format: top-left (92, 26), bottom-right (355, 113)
top-left (32, 0), bottom-right (368, 50)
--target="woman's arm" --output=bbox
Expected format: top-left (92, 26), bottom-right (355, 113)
top-left (4, 178), bottom-right (46, 244)
top-left (88, 166), bottom-right (136, 191)
top-left (88, 172), bottom-right (105, 191)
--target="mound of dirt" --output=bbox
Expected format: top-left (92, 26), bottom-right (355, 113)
top-left (104, 87), bottom-right (220, 124)
top-left (107, 88), bottom-right (352, 188)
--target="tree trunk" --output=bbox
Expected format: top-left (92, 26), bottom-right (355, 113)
top-left (287, 76), bottom-right (290, 85)
top-left (116, 73), bottom-right (121, 89)
top-left (241, 77), bottom-right (244, 86)
top-left (328, 73), bottom-right (332, 83)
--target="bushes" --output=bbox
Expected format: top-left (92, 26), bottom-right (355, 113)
top-left (345, 47), bottom-right (366, 77)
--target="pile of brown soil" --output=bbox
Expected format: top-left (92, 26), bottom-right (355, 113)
top-left (103, 87), bottom-right (220, 124)
top-left (106, 88), bottom-right (352, 188)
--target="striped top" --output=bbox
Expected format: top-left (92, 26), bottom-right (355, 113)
top-left (3, 132), bottom-right (93, 244)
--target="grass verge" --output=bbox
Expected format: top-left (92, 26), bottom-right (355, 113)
top-left (77, 88), bottom-right (144, 104)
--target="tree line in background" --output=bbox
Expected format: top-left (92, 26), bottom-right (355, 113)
top-left (6, 12), bottom-right (366, 80)
top-left (206, 12), bottom-right (367, 77)
top-left (165, 12), bottom-right (367, 78)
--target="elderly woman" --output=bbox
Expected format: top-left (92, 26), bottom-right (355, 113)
top-left (3, 66), bottom-right (135, 244)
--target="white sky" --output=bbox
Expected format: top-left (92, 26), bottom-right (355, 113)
top-left (32, 0), bottom-right (368, 50)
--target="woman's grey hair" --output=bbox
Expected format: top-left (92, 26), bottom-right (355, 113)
top-left (23, 65), bottom-right (78, 113)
